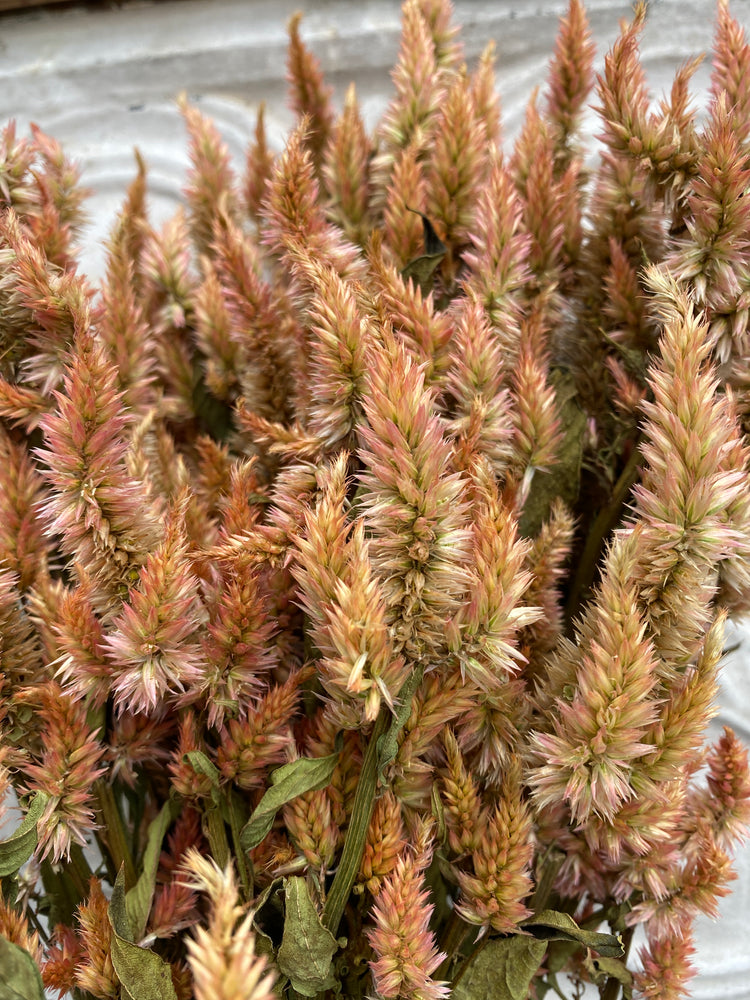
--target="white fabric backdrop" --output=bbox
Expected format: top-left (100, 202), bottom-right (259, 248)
top-left (0, 0), bottom-right (748, 995)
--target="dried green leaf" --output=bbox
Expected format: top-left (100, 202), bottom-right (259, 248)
top-left (452, 936), bottom-right (546, 1000)
top-left (108, 868), bottom-right (178, 1000)
top-left (126, 798), bottom-right (181, 941)
top-left (0, 792), bottom-right (49, 878)
top-left (401, 209), bottom-right (446, 294)
top-left (240, 744), bottom-right (341, 851)
top-left (277, 877), bottom-right (338, 997)
top-left (522, 910), bottom-right (624, 957)
top-left (0, 936), bottom-right (45, 1000)
top-left (184, 749), bottom-right (221, 788)
top-left (584, 953), bottom-right (633, 999)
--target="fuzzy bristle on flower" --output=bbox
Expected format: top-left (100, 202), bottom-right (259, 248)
top-left (179, 848), bottom-right (276, 1000)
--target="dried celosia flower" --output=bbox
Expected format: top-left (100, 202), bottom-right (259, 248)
top-left (450, 458), bottom-right (540, 692)
top-left (461, 154), bottom-right (529, 357)
top-left (283, 780), bottom-right (339, 872)
top-left (471, 40), bottom-right (501, 150)
top-left (372, 0), bottom-right (444, 201)
top-left (443, 301), bottom-right (514, 477)
top-left (263, 118), bottom-right (365, 289)
top-left (20, 682), bottom-right (105, 863)
top-left (367, 817), bottom-right (449, 1000)
top-left (425, 71), bottom-right (488, 256)
top-left (42, 924), bottom-right (83, 1000)
top-left (440, 728), bottom-right (483, 855)
top-left (711, 0), bottom-right (750, 149)
top-left (530, 534), bottom-right (660, 825)
top-left (634, 926), bottom-right (697, 1000)
top-left (358, 334), bottom-right (472, 664)
top-left (632, 268), bottom-right (750, 669)
top-left (383, 144), bottom-right (428, 269)
top-left (544, 0), bottom-right (596, 173)
top-left (0, 427), bottom-right (50, 590)
top-left (75, 879), bottom-right (118, 1000)
top-left (53, 570), bottom-right (111, 707)
top-left (179, 848), bottom-right (276, 1000)
top-left (105, 492), bottom-right (205, 715)
top-left (180, 96), bottom-right (239, 257)
top-left (693, 725), bottom-right (750, 852)
top-left (36, 327), bottom-right (160, 606)
top-left (455, 756), bottom-right (534, 935)
top-left (359, 790), bottom-right (406, 895)
top-left (244, 103), bottom-right (275, 224)
top-left (216, 671), bottom-right (303, 790)
top-left (323, 83), bottom-right (372, 244)
top-left (0, 895), bottom-right (43, 969)
top-left (295, 257), bottom-right (376, 449)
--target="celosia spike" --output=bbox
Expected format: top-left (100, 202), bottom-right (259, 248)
top-left (440, 727), bottom-right (483, 855)
top-left (367, 817), bottom-right (449, 1000)
top-left (74, 879), bottom-right (118, 999)
top-left (286, 12), bottom-right (334, 171)
top-left (711, 0), bottom-right (750, 150)
top-left (461, 154), bottom-right (529, 356)
top-left (105, 491), bottom-right (205, 716)
top-left (450, 457), bottom-right (540, 692)
top-left (179, 96), bottom-right (239, 257)
top-left (263, 118), bottom-right (365, 280)
top-left (322, 83), bottom-right (372, 245)
top-left (530, 533), bottom-right (661, 825)
top-left (359, 790), bottom-right (406, 895)
top-left (425, 70), bottom-right (488, 258)
top-left (0, 426), bottom-right (51, 590)
top-left (383, 143), bottom-right (428, 268)
top-left (471, 40), bottom-right (501, 149)
top-left (35, 328), bottom-right (161, 607)
top-left (455, 756), bottom-right (534, 934)
top-left (443, 300), bottom-right (514, 476)
top-left (544, 0), bottom-right (596, 173)
top-left (179, 848), bottom-right (276, 1000)
top-left (244, 103), bottom-right (275, 224)
top-left (358, 334), bottom-right (472, 663)
top-left (22, 683), bottom-right (107, 864)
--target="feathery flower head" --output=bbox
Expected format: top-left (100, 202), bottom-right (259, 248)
top-left (106, 490), bottom-right (205, 716)
top-left (367, 816), bottom-right (449, 1000)
top-left (179, 848), bottom-right (276, 1000)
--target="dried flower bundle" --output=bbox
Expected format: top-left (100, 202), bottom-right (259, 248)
top-left (1, 3), bottom-right (750, 1000)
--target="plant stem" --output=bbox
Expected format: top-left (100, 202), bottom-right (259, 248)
top-left (435, 907), bottom-right (470, 979)
top-left (322, 707), bottom-right (389, 935)
top-left (565, 439), bottom-right (642, 627)
top-left (204, 807), bottom-right (231, 869)
top-left (94, 780), bottom-right (136, 888)
top-left (601, 925), bottom-right (635, 1000)
top-left (227, 791), bottom-right (253, 900)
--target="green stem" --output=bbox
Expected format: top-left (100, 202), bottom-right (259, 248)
top-left (204, 807), bottom-right (231, 869)
top-left (227, 791), bottom-right (253, 901)
top-left (601, 925), bottom-right (635, 1000)
top-left (94, 781), bottom-right (136, 888)
top-left (68, 844), bottom-right (94, 898)
top-left (435, 907), bottom-right (470, 980)
top-left (322, 707), bottom-right (389, 935)
top-left (565, 439), bottom-right (642, 626)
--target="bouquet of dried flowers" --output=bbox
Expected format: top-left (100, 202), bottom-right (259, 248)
top-left (1, 1), bottom-right (750, 998)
